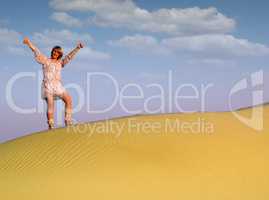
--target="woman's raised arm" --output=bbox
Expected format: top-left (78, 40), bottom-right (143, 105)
top-left (23, 37), bottom-right (48, 65)
top-left (61, 42), bottom-right (84, 67)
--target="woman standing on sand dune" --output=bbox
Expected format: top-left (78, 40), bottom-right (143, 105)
top-left (23, 37), bottom-right (84, 129)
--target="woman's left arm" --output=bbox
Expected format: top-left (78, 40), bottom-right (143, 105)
top-left (62, 42), bottom-right (84, 67)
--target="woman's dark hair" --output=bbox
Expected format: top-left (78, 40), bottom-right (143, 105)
top-left (51, 46), bottom-right (63, 60)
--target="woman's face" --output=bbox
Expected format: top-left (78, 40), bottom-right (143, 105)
top-left (51, 49), bottom-right (62, 60)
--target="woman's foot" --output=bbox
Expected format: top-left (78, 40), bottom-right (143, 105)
top-left (65, 120), bottom-right (73, 127)
top-left (48, 124), bottom-right (54, 130)
top-left (47, 118), bottom-right (55, 130)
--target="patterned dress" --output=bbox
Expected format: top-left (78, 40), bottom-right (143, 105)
top-left (32, 46), bottom-right (72, 100)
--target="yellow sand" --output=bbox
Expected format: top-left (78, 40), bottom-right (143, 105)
top-left (1, 106), bottom-right (269, 200)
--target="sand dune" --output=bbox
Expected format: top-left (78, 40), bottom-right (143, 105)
top-left (1, 106), bottom-right (269, 200)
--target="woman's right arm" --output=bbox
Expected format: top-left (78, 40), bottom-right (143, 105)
top-left (23, 37), bottom-right (48, 64)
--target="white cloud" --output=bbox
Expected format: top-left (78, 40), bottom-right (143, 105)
top-left (0, 27), bottom-right (21, 45)
top-left (48, 0), bottom-right (269, 61)
top-left (31, 29), bottom-right (110, 61)
top-left (0, 26), bottom-right (110, 61)
top-left (50, 0), bottom-right (135, 12)
top-left (109, 34), bottom-right (269, 58)
top-left (32, 29), bottom-right (93, 48)
top-left (50, 12), bottom-right (83, 27)
top-left (77, 46), bottom-right (111, 60)
top-left (186, 58), bottom-right (237, 68)
top-left (0, 27), bottom-right (25, 55)
top-left (49, 0), bottom-right (235, 35)
top-left (162, 34), bottom-right (269, 57)
top-left (108, 34), bottom-right (170, 55)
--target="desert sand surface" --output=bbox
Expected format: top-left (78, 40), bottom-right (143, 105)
top-left (0, 106), bottom-right (269, 200)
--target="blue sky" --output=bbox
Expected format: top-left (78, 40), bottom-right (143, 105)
top-left (1, 0), bottom-right (269, 142)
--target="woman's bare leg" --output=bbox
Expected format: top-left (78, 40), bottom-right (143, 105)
top-left (61, 91), bottom-right (73, 126)
top-left (45, 94), bottom-right (55, 129)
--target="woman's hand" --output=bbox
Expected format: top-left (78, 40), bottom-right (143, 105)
top-left (23, 37), bottom-right (30, 46)
top-left (77, 42), bottom-right (84, 49)
top-left (23, 37), bottom-right (40, 55)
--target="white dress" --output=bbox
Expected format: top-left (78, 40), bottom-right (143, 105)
top-left (32, 46), bottom-right (72, 100)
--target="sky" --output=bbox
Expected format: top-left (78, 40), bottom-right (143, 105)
top-left (1, 0), bottom-right (269, 142)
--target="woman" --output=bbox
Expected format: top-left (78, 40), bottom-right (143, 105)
top-left (23, 37), bottom-right (84, 129)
